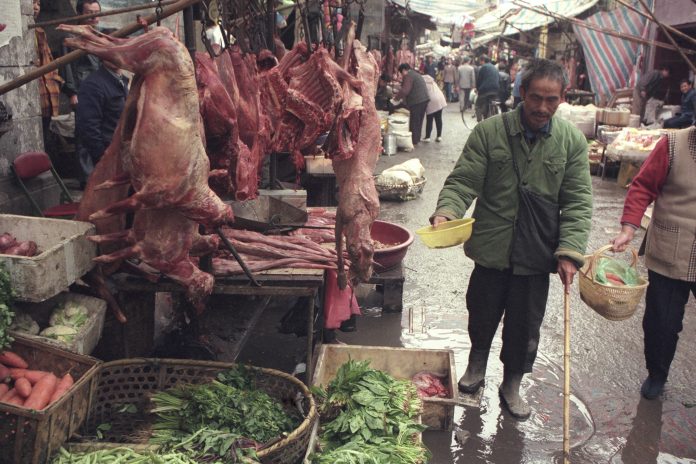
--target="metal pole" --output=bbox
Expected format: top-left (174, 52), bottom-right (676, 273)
top-left (30, 0), bottom-right (179, 29)
top-left (635, 0), bottom-right (696, 76)
top-left (0, 0), bottom-right (202, 97)
top-left (183, 5), bottom-right (197, 64)
top-left (563, 288), bottom-right (571, 464)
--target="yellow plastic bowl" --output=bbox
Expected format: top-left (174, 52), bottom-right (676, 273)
top-left (415, 218), bottom-right (475, 249)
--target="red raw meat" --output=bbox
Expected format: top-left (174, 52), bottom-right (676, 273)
top-left (412, 371), bottom-right (450, 398)
top-left (59, 25), bottom-right (232, 313)
top-left (331, 38), bottom-right (381, 288)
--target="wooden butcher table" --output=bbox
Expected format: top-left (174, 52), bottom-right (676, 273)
top-left (105, 267), bottom-right (325, 384)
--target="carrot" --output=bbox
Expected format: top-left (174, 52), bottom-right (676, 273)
top-left (0, 387), bottom-right (17, 402)
top-left (15, 378), bottom-right (32, 399)
top-left (0, 364), bottom-right (10, 383)
top-left (23, 373), bottom-right (57, 410)
top-left (0, 383), bottom-right (8, 397)
top-left (48, 374), bottom-right (74, 404)
top-left (0, 352), bottom-right (28, 369)
top-left (9, 369), bottom-right (49, 384)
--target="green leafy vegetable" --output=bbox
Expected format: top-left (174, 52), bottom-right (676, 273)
top-left (51, 446), bottom-right (208, 463)
top-left (0, 263), bottom-right (15, 351)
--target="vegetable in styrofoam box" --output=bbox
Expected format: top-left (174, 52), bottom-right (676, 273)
top-left (40, 325), bottom-right (78, 343)
top-left (9, 312), bottom-right (40, 335)
top-left (49, 301), bottom-right (89, 328)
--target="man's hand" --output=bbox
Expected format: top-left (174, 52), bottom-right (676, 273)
top-left (431, 215), bottom-right (449, 226)
top-left (70, 94), bottom-right (78, 108)
top-left (640, 90), bottom-right (647, 99)
top-left (611, 224), bottom-right (636, 252)
top-left (557, 258), bottom-right (577, 295)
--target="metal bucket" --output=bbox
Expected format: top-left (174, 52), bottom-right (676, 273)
top-left (383, 133), bottom-right (397, 156)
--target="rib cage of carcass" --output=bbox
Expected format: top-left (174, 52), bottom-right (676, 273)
top-left (59, 25), bottom-right (233, 313)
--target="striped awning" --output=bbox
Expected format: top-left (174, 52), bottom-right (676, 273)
top-left (471, 0), bottom-right (598, 46)
top-left (390, 0), bottom-right (487, 25)
top-left (573, 3), bottom-right (653, 104)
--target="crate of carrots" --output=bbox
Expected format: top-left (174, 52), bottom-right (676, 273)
top-left (0, 334), bottom-right (100, 464)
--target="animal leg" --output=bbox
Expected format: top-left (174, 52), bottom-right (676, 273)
top-left (88, 230), bottom-right (133, 245)
top-left (93, 245), bottom-right (141, 263)
top-left (94, 173), bottom-right (131, 191)
top-left (89, 195), bottom-right (144, 221)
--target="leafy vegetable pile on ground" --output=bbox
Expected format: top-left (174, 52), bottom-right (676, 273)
top-left (148, 366), bottom-right (299, 463)
top-left (50, 446), bottom-right (253, 464)
top-left (0, 263), bottom-right (15, 351)
top-left (311, 359), bottom-right (430, 463)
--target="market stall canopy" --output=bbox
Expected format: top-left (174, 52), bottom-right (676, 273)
top-left (472, 0), bottom-right (599, 46)
top-left (390, 0), bottom-right (485, 25)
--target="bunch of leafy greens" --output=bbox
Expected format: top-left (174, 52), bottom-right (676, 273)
top-left (0, 263), bottom-right (15, 351)
top-left (311, 360), bottom-right (430, 463)
top-left (149, 366), bottom-right (299, 463)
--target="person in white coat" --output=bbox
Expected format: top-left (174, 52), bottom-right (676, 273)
top-left (422, 74), bottom-right (447, 142)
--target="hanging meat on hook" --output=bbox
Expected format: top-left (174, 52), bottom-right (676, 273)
top-left (58, 24), bottom-right (233, 314)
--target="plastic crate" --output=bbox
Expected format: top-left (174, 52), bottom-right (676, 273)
top-left (0, 335), bottom-right (101, 464)
top-left (0, 215), bottom-right (96, 302)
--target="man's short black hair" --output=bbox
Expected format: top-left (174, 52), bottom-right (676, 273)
top-left (76, 0), bottom-right (100, 14)
top-left (398, 63), bottom-right (411, 72)
top-left (679, 78), bottom-right (692, 86)
top-left (479, 54), bottom-right (491, 63)
top-left (520, 58), bottom-right (569, 93)
top-left (658, 64), bottom-right (670, 73)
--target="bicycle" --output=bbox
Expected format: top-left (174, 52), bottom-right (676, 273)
top-left (461, 94), bottom-right (500, 129)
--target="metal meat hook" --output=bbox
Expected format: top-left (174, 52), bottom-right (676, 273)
top-left (215, 227), bottom-right (262, 287)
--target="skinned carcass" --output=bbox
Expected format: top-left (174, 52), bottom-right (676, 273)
top-left (59, 24), bottom-right (232, 312)
top-left (330, 40), bottom-right (381, 288)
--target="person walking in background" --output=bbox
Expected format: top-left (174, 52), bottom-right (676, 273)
top-left (430, 59), bottom-right (592, 420)
top-left (422, 74), bottom-right (447, 142)
top-left (394, 63), bottom-right (430, 146)
top-left (632, 65), bottom-right (670, 122)
top-left (62, 0), bottom-right (102, 109)
top-left (443, 58), bottom-right (458, 103)
top-left (475, 55), bottom-right (500, 121)
top-left (611, 125), bottom-right (696, 400)
top-left (663, 79), bottom-right (696, 129)
top-left (75, 60), bottom-right (128, 185)
top-left (512, 61), bottom-right (525, 109)
top-left (458, 56), bottom-right (476, 111)
top-left (424, 55), bottom-right (437, 79)
top-left (498, 62), bottom-right (511, 113)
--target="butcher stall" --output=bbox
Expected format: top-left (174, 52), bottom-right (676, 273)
top-left (0, 0), bottom-right (430, 462)
top-left (604, 127), bottom-right (670, 186)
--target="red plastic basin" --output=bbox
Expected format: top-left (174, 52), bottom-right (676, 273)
top-left (371, 220), bottom-right (414, 272)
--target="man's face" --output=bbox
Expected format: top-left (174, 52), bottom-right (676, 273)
top-left (520, 77), bottom-right (564, 130)
top-left (680, 81), bottom-right (691, 94)
top-left (32, 0), bottom-right (40, 19)
top-left (400, 69), bottom-right (408, 78)
top-left (82, 1), bottom-right (101, 27)
top-left (661, 69), bottom-right (669, 79)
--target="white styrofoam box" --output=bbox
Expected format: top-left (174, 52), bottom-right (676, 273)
top-left (304, 156), bottom-right (334, 174)
top-left (12, 292), bottom-right (106, 355)
top-left (0, 215), bottom-right (96, 302)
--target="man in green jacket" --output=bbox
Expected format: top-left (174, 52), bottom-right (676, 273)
top-left (431, 59), bottom-right (592, 420)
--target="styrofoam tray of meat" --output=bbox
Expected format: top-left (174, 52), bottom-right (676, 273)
top-left (0, 215), bottom-right (96, 302)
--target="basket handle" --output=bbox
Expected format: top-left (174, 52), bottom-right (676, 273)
top-left (583, 244), bottom-right (639, 283)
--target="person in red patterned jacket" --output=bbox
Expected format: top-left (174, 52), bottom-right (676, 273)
top-left (612, 125), bottom-right (696, 400)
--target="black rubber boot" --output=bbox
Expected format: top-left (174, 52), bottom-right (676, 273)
top-left (641, 375), bottom-right (666, 400)
top-left (458, 349), bottom-right (489, 394)
top-left (499, 370), bottom-right (531, 420)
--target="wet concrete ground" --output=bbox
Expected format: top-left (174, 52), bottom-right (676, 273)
top-left (339, 104), bottom-right (696, 463)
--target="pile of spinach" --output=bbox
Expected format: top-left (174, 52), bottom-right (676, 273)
top-left (0, 263), bottom-right (15, 351)
top-left (149, 366), bottom-right (299, 463)
top-left (311, 359), bottom-right (430, 464)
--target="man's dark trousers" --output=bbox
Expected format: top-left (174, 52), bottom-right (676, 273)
top-left (466, 264), bottom-right (550, 374)
top-left (644, 270), bottom-right (696, 381)
top-left (409, 101), bottom-right (428, 145)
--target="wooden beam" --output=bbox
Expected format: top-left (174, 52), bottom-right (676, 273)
top-left (614, 0), bottom-right (696, 48)
top-left (0, 0), bottom-right (203, 97)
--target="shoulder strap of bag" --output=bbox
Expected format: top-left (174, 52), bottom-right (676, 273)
top-left (502, 112), bottom-right (522, 183)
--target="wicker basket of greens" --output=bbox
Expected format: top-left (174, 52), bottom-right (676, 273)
top-left (74, 359), bottom-right (316, 464)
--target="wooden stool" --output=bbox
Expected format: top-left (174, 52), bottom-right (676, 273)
top-left (369, 263), bottom-right (405, 312)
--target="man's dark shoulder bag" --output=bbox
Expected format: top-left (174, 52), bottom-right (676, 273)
top-left (502, 112), bottom-right (560, 274)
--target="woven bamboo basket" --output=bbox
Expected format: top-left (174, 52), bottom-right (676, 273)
top-left (579, 244), bottom-right (649, 321)
top-left (374, 177), bottom-right (426, 201)
top-left (78, 358), bottom-right (317, 464)
top-left (0, 335), bottom-right (101, 464)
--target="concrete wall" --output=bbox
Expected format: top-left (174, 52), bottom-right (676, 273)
top-left (654, 0), bottom-right (696, 27)
top-left (0, 0), bottom-right (59, 215)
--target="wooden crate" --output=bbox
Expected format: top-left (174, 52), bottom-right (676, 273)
top-left (0, 215), bottom-right (96, 302)
top-left (312, 344), bottom-right (457, 431)
top-left (0, 335), bottom-right (101, 464)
